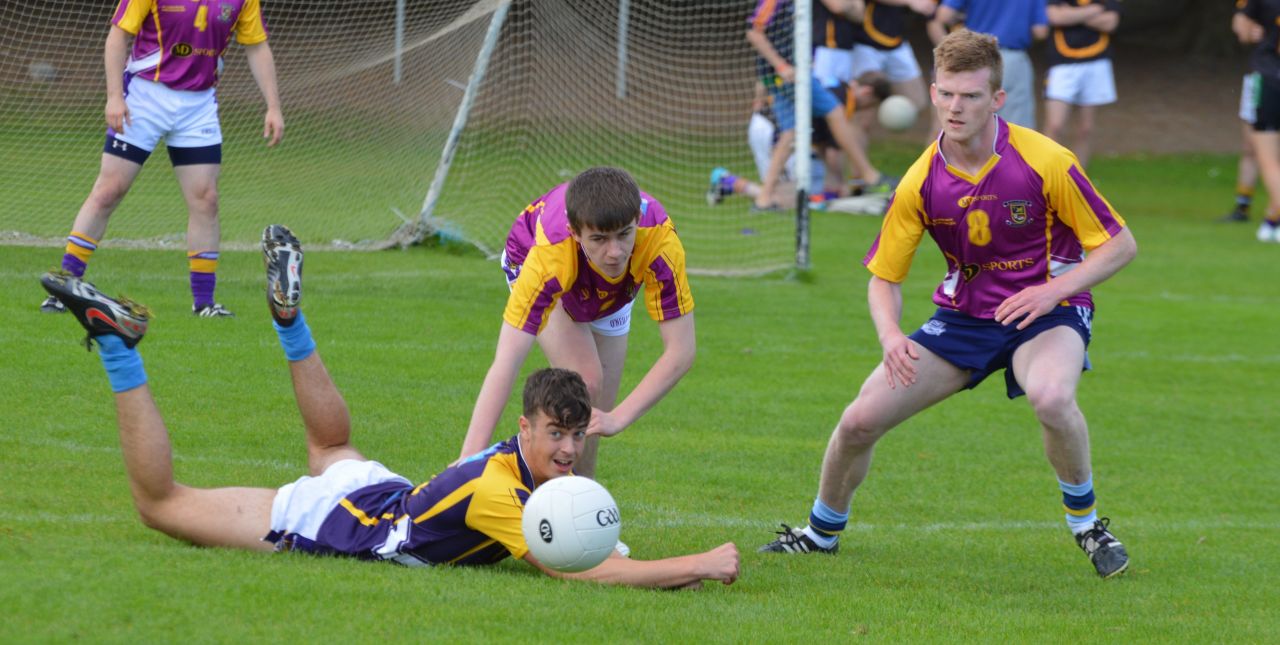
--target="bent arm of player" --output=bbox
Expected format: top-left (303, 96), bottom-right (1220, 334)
top-left (994, 228), bottom-right (1137, 329)
top-left (1083, 9), bottom-right (1119, 34)
top-left (460, 323), bottom-right (538, 459)
top-left (589, 313), bottom-right (695, 438)
top-left (745, 28), bottom-right (794, 83)
top-left (244, 41), bottom-right (284, 147)
top-left (867, 275), bottom-right (919, 389)
top-left (525, 541), bottom-right (739, 589)
top-left (1045, 3), bottom-right (1103, 27)
top-left (103, 26), bottom-right (132, 133)
top-left (818, 0), bottom-right (865, 22)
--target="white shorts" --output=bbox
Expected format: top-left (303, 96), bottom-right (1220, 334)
top-left (814, 46), bottom-right (855, 87)
top-left (1045, 58), bottom-right (1117, 107)
top-left (590, 301), bottom-right (633, 337)
top-left (269, 459), bottom-right (411, 542)
top-left (116, 75), bottom-right (222, 151)
top-left (850, 43), bottom-right (922, 84)
top-left (1241, 72), bottom-right (1260, 124)
top-left (748, 112), bottom-right (775, 181)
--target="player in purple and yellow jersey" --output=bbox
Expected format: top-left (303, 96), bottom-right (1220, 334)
top-left (37, 226), bottom-right (739, 588)
top-left (41, 0), bottom-right (284, 318)
top-left (460, 168), bottom-right (695, 480)
top-left (760, 30), bottom-right (1137, 580)
top-left (1234, 0), bottom-right (1280, 242)
top-left (1043, 0), bottom-right (1121, 170)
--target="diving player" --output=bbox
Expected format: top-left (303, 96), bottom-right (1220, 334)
top-left (39, 225), bottom-right (738, 588)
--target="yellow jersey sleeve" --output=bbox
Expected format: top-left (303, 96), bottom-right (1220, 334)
top-left (234, 0), bottom-right (269, 45)
top-left (112, 0), bottom-right (154, 34)
top-left (1012, 128), bottom-right (1127, 252)
top-left (635, 219), bottom-right (694, 321)
top-left (503, 240), bottom-right (575, 334)
top-left (863, 144), bottom-right (934, 283)
top-left (464, 458), bottom-right (531, 559)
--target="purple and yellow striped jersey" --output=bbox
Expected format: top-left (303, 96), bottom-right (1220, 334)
top-left (502, 183), bottom-right (694, 335)
top-left (864, 117), bottom-right (1126, 319)
top-left (304, 436), bottom-right (536, 566)
top-left (112, 0), bottom-right (269, 91)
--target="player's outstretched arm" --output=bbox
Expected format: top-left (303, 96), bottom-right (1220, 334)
top-left (460, 323), bottom-right (538, 459)
top-left (103, 26), bottom-right (132, 133)
top-left (244, 42), bottom-right (284, 147)
top-left (588, 313), bottom-right (695, 438)
top-left (525, 542), bottom-right (740, 589)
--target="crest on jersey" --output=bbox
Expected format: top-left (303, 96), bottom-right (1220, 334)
top-left (1003, 200), bottom-right (1030, 227)
top-left (961, 263), bottom-right (980, 281)
top-left (219, 4), bottom-right (234, 22)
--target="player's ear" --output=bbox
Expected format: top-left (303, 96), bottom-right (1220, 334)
top-left (518, 414), bottom-right (531, 439)
top-left (992, 88), bottom-right (1007, 111)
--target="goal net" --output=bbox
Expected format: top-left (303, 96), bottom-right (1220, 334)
top-left (1, 0), bottom-right (793, 275)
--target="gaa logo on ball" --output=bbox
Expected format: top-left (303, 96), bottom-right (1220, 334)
top-left (521, 476), bottom-right (621, 572)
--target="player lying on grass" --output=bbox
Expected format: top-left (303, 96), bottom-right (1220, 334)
top-left (758, 29), bottom-right (1137, 579)
top-left (40, 225), bottom-right (738, 589)
top-left (460, 167), bottom-right (696, 478)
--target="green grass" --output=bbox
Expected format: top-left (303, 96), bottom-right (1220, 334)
top-left (2, 151), bottom-right (1278, 641)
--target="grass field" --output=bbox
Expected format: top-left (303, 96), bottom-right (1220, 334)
top-left (2, 151), bottom-right (1278, 642)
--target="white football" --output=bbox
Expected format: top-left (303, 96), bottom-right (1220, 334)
top-left (521, 476), bottom-right (621, 572)
top-left (878, 94), bottom-right (917, 131)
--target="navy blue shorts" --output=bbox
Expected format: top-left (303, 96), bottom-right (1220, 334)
top-left (908, 306), bottom-right (1093, 399)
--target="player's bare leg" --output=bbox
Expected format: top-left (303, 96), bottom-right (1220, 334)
top-left (816, 344), bottom-right (969, 511)
top-left (824, 106), bottom-right (883, 186)
top-left (1010, 326), bottom-right (1091, 484)
top-left (762, 345), bottom-right (967, 554)
top-left (1011, 325), bottom-right (1128, 578)
top-left (1224, 122), bottom-right (1260, 222)
top-left (1073, 105), bottom-right (1097, 169)
top-left (289, 353), bottom-right (364, 475)
top-left (69, 154), bottom-right (144, 241)
top-left (1044, 99), bottom-right (1072, 152)
top-left (537, 305), bottom-right (606, 477)
top-left (757, 129), bottom-right (795, 209)
top-left (175, 163), bottom-right (221, 254)
top-left (114, 385), bottom-right (277, 551)
top-left (175, 163), bottom-right (230, 314)
top-left (1250, 131), bottom-right (1280, 241)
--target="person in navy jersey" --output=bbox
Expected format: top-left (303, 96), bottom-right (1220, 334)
top-left (39, 225), bottom-right (740, 589)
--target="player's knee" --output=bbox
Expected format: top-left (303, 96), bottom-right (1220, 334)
top-left (189, 185), bottom-right (219, 213)
top-left (87, 178), bottom-right (130, 211)
top-left (1025, 382), bottom-right (1078, 423)
top-left (835, 404), bottom-right (888, 449)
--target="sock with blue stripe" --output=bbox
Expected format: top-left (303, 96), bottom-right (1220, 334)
top-left (96, 334), bottom-right (147, 393)
top-left (803, 497), bottom-right (848, 548)
top-left (1060, 477), bottom-right (1098, 534)
top-left (274, 311), bottom-right (316, 362)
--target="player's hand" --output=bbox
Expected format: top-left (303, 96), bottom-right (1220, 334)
top-left (698, 542), bottom-right (740, 585)
top-left (586, 409), bottom-right (625, 438)
top-left (777, 64), bottom-right (795, 84)
top-left (994, 282), bottom-right (1061, 330)
top-left (263, 107), bottom-right (284, 146)
top-left (105, 95), bottom-right (130, 134)
top-left (880, 330), bottom-right (919, 389)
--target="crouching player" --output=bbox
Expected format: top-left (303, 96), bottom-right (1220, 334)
top-left (39, 225), bottom-right (738, 589)
top-left (460, 167), bottom-right (696, 478)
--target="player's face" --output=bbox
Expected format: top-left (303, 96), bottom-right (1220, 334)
top-left (931, 68), bottom-right (1005, 144)
top-left (519, 411), bottom-right (587, 485)
top-left (572, 222), bottom-right (637, 279)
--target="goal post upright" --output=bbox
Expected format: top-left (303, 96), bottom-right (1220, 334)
top-left (794, 0), bottom-right (813, 271)
top-left (410, 0), bottom-right (512, 248)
